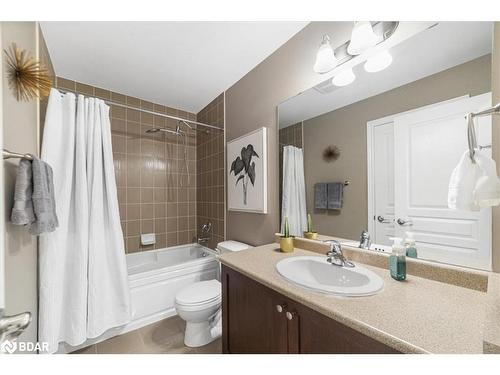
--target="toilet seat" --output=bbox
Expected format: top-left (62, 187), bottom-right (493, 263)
top-left (175, 279), bottom-right (221, 308)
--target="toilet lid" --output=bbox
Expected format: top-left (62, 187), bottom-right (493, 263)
top-left (175, 280), bottom-right (221, 306)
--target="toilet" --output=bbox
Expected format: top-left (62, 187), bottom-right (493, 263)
top-left (175, 240), bottom-right (251, 347)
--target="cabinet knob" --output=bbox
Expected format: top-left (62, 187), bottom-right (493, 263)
top-left (286, 311), bottom-right (296, 320)
top-left (276, 304), bottom-right (286, 313)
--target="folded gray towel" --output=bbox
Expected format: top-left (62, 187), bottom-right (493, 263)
top-left (314, 183), bottom-right (328, 209)
top-left (11, 159), bottom-right (36, 225)
top-left (29, 157), bottom-right (58, 235)
top-left (327, 182), bottom-right (344, 210)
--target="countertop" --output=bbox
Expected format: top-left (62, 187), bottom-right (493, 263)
top-left (218, 243), bottom-right (500, 354)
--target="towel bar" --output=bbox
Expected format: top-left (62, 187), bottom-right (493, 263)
top-left (2, 149), bottom-right (34, 160)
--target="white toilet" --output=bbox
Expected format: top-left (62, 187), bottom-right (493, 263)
top-left (175, 240), bottom-right (251, 347)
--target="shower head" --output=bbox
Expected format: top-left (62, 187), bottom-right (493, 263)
top-left (178, 120), bottom-right (193, 130)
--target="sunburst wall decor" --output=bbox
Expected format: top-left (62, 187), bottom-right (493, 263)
top-left (4, 43), bottom-right (52, 102)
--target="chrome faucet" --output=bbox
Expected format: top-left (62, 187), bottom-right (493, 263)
top-left (359, 230), bottom-right (371, 250)
top-left (324, 240), bottom-right (355, 268)
top-left (197, 221), bottom-right (212, 246)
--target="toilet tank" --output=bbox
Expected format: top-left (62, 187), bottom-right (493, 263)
top-left (216, 240), bottom-right (252, 254)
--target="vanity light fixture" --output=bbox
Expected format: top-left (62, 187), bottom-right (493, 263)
top-left (347, 21), bottom-right (378, 55)
top-left (332, 68), bottom-right (356, 87)
top-left (364, 50), bottom-right (393, 73)
top-left (313, 35), bottom-right (338, 73)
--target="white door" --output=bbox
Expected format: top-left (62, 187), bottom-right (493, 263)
top-left (394, 93), bottom-right (492, 270)
top-left (371, 122), bottom-right (395, 246)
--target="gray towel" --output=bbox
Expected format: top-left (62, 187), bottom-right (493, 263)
top-left (10, 157), bottom-right (58, 235)
top-left (314, 183), bottom-right (328, 209)
top-left (327, 182), bottom-right (344, 210)
top-left (11, 159), bottom-right (36, 225)
top-left (30, 157), bottom-right (58, 235)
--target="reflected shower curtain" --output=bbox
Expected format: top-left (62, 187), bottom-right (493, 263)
top-left (39, 89), bottom-right (130, 353)
top-left (281, 145), bottom-right (307, 237)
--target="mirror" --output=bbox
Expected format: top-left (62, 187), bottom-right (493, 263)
top-left (278, 22), bottom-right (494, 270)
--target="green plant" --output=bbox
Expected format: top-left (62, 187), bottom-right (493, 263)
top-left (307, 214), bottom-right (313, 233)
top-left (283, 217), bottom-right (290, 238)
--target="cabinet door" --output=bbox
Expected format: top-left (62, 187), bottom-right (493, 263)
top-left (292, 301), bottom-right (399, 354)
top-left (222, 266), bottom-right (288, 353)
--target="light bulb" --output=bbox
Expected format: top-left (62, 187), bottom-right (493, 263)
top-left (347, 21), bottom-right (378, 55)
top-left (332, 68), bottom-right (356, 87)
top-left (313, 35), bottom-right (337, 73)
top-left (364, 50), bottom-right (393, 72)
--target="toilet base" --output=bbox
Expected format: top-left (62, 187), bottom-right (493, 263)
top-left (184, 321), bottom-right (215, 347)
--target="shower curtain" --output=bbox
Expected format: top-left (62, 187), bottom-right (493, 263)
top-left (281, 145), bottom-right (307, 237)
top-left (39, 88), bottom-right (130, 353)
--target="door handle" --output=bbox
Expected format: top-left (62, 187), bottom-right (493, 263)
top-left (377, 215), bottom-right (390, 224)
top-left (0, 311), bottom-right (31, 345)
top-left (396, 218), bottom-right (413, 226)
top-left (286, 311), bottom-right (296, 321)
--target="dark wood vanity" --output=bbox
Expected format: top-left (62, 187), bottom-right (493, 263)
top-left (221, 265), bottom-right (399, 354)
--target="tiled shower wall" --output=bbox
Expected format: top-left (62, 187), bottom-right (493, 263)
top-left (55, 77), bottom-right (198, 253)
top-left (196, 94), bottom-right (225, 249)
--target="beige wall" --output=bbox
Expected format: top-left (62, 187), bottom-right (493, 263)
top-left (2, 21), bottom-right (40, 346)
top-left (492, 22), bottom-right (500, 272)
top-left (302, 55), bottom-right (491, 240)
top-left (225, 22), bottom-right (357, 246)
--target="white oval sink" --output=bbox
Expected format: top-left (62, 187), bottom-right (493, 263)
top-left (276, 256), bottom-right (384, 297)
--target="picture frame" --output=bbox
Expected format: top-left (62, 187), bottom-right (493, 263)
top-left (227, 127), bottom-right (267, 214)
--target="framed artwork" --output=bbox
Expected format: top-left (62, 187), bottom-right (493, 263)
top-left (227, 127), bottom-right (267, 214)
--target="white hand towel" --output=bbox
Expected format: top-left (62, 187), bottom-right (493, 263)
top-left (448, 150), bottom-right (481, 211)
top-left (473, 150), bottom-right (500, 208)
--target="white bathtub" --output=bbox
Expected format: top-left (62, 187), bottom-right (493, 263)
top-left (62, 243), bottom-right (218, 353)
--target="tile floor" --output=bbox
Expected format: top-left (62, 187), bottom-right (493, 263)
top-left (72, 315), bottom-right (222, 354)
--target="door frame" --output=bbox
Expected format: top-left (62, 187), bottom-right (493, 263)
top-left (366, 95), bottom-right (470, 238)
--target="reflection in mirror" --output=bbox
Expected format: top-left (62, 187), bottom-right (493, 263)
top-left (278, 22), bottom-right (495, 270)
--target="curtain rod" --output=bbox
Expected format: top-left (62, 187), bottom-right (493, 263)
top-left (56, 88), bottom-right (223, 132)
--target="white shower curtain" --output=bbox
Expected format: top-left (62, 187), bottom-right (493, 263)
top-left (39, 88), bottom-right (130, 353)
top-left (281, 145), bottom-right (307, 237)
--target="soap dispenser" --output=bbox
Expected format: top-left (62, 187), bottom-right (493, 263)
top-left (389, 237), bottom-right (406, 281)
top-left (404, 232), bottom-right (418, 259)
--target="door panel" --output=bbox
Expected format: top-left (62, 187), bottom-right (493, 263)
top-left (373, 122), bottom-right (395, 246)
top-left (222, 266), bottom-right (288, 354)
top-left (394, 93), bottom-right (492, 269)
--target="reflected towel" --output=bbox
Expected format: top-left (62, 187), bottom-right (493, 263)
top-left (327, 182), bottom-right (344, 210)
top-left (448, 150), bottom-right (481, 211)
top-left (11, 159), bottom-right (36, 225)
top-left (314, 183), bottom-right (327, 209)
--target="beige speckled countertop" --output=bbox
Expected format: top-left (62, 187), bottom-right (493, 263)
top-left (219, 243), bottom-right (500, 354)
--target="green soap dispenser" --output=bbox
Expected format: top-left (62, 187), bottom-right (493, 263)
top-left (389, 237), bottom-right (406, 281)
top-left (405, 232), bottom-right (418, 259)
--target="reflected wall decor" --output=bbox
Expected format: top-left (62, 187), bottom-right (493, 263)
top-left (227, 127), bottom-right (267, 213)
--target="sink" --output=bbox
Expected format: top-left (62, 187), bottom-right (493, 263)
top-left (276, 256), bottom-right (384, 297)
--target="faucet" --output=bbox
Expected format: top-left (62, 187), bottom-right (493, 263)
top-left (197, 221), bottom-right (212, 246)
top-left (323, 240), bottom-right (355, 268)
top-left (359, 230), bottom-right (371, 250)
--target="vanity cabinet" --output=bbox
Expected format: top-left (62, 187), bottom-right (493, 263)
top-left (221, 265), bottom-right (399, 354)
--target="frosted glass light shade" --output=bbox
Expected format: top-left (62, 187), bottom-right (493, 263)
top-left (364, 50), bottom-right (393, 72)
top-left (313, 35), bottom-right (337, 73)
top-left (332, 68), bottom-right (356, 87)
top-left (347, 21), bottom-right (378, 55)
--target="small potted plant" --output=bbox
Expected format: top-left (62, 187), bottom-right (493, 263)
top-left (280, 217), bottom-right (294, 253)
top-left (303, 214), bottom-right (318, 240)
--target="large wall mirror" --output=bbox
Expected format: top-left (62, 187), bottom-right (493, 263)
top-left (278, 22), bottom-right (494, 270)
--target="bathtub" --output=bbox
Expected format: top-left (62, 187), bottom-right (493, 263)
top-left (61, 243), bottom-right (218, 353)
